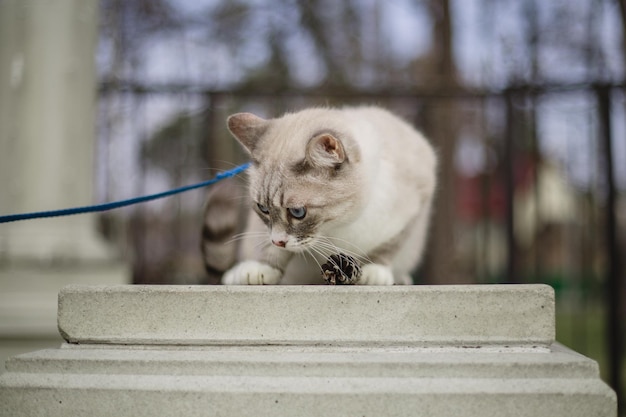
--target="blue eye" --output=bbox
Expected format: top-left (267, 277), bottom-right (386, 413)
top-left (288, 207), bottom-right (307, 219)
top-left (257, 203), bottom-right (270, 214)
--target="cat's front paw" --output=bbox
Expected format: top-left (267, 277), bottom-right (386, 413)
top-left (358, 264), bottom-right (394, 285)
top-left (222, 261), bottom-right (282, 285)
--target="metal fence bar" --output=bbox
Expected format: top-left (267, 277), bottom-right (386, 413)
top-left (597, 85), bottom-right (623, 406)
top-left (98, 80), bottom-right (626, 100)
top-left (504, 90), bottom-right (519, 284)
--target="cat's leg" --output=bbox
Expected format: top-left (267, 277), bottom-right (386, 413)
top-left (362, 214), bottom-right (426, 285)
top-left (358, 264), bottom-right (395, 285)
top-left (222, 210), bottom-right (293, 285)
top-left (394, 273), bottom-right (413, 285)
top-left (201, 177), bottom-right (247, 284)
top-left (222, 260), bottom-right (283, 285)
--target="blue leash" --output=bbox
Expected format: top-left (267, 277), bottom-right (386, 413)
top-left (0, 163), bottom-right (250, 224)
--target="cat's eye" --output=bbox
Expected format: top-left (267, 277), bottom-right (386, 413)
top-left (288, 207), bottom-right (307, 220)
top-left (257, 203), bottom-right (270, 214)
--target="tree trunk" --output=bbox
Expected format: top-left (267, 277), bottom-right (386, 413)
top-left (419, 0), bottom-right (465, 284)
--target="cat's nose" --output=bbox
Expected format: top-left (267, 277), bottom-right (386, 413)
top-left (272, 239), bottom-right (287, 248)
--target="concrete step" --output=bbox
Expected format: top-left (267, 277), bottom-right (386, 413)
top-left (3, 344), bottom-right (599, 379)
top-left (0, 362), bottom-right (615, 417)
top-left (0, 284), bottom-right (617, 416)
top-left (57, 284), bottom-right (555, 347)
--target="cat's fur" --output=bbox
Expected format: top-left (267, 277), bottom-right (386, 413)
top-left (202, 106), bottom-right (437, 285)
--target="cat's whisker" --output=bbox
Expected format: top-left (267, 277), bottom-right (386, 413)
top-left (225, 231), bottom-right (267, 246)
top-left (307, 239), bottom-right (346, 266)
top-left (254, 240), bottom-right (272, 251)
top-left (296, 250), bottom-right (309, 267)
top-left (314, 238), bottom-right (370, 266)
top-left (319, 235), bottom-right (369, 256)
top-left (296, 249), bottom-right (313, 269)
top-left (312, 246), bottom-right (352, 274)
top-left (310, 244), bottom-right (336, 263)
top-left (231, 231), bottom-right (266, 238)
top-left (303, 246), bottom-right (324, 272)
top-left (229, 195), bottom-right (251, 203)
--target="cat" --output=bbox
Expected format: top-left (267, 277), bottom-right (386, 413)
top-left (201, 106), bottom-right (437, 285)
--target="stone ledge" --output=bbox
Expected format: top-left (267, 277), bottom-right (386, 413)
top-left (0, 361), bottom-right (616, 417)
top-left (58, 284), bottom-right (555, 347)
top-left (3, 343), bottom-right (600, 379)
top-left (0, 342), bottom-right (617, 417)
top-left (0, 284), bottom-right (617, 416)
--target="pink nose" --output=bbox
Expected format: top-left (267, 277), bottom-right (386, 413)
top-left (272, 239), bottom-right (287, 248)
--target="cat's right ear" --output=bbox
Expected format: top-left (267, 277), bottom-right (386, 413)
top-left (227, 113), bottom-right (269, 154)
top-left (306, 133), bottom-right (346, 169)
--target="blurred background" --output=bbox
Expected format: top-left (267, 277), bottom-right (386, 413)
top-left (95, 0), bottom-right (625, 406)
top-left (0, 0), bottom-right (624, 410)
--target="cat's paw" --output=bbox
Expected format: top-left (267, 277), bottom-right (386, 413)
top-left (358, 264), bottom-right (394, 285)
top-left (222, 261), bottom-right (282, 285)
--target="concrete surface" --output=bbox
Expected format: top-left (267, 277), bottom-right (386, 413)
top-left (57, 284), bottom-right (555, 347)
top-left (0, 284), bottom-right (617, 416)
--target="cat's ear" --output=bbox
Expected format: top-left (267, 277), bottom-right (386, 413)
top-left (227, 113), bottom-right (269, 153)
top-left (306, 133), bottom-right (346, 168)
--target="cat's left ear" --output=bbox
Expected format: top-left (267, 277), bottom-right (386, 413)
top-left (227, 113), bottom-right (269, 153)
top-left (306, 133), bottom-right (346, 168)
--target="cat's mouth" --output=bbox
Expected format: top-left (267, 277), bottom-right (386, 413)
top-left (270, 236), bottom-right (315, 253)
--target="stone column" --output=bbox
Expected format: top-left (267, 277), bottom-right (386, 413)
top-left (0, 0), bottom-right (128, 369)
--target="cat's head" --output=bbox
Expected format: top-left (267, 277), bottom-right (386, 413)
top-left (227, 109), bottom-right (364, 252)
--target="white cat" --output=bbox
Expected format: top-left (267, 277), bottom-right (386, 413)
top-left (202, 106), bottom-right (437, 285)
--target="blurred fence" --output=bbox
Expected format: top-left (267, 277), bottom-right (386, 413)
top-left (97, 81), bottom-right (624, 402)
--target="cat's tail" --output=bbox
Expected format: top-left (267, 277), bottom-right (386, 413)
top-left (200, 176), bottom-right (248, 284)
